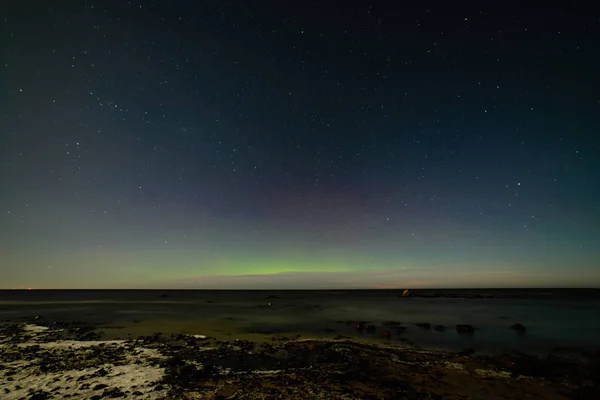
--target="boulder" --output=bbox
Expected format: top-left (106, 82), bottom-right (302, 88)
top-left (456, 324), bottom-right (475, 334)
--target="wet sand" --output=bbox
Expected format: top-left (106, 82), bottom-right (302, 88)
top-left (98, 318), bottom-right (390, 347)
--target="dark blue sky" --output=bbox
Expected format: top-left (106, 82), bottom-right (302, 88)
top-left (1, 0), bottom-right (599, 289)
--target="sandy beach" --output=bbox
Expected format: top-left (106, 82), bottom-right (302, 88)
top-left (1, 318), bottom-right (598, 400)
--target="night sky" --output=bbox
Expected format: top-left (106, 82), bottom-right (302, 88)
top-left (2, 1), bottom-right (599, 289)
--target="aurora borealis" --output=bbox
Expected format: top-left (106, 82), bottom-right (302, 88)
top-left (1, 1), bottom-right (599, 289)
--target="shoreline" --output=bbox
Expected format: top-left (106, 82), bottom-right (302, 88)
top-left (1, 319), bottom-right (598, 399)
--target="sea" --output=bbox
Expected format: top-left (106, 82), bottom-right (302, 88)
top-left (1, 289), bottom-right (599, 357)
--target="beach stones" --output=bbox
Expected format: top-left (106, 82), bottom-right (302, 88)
top-left (102, 387), bottom-right (125, 398)
top-left (214, 386), bottom-right (236, 399)
top-left (456, 324), bottom-right (475, 334)
top-left (1, 319), bottom-right (598, 400)
top-left (28, 392), bottom-right (51, 400)
top-left (92, 384), bottom-right (108, 390)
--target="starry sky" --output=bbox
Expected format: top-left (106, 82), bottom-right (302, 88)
top-left (1, 1), bottom-right (599, 289)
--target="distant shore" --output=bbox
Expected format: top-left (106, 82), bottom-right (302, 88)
top-left (1, 318), bottom-right (598, 399)
top-left (3, 287), bottom-right (600, 299)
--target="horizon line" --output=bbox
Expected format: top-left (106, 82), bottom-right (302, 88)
top-left (2, 286), bottom-right (600, 291)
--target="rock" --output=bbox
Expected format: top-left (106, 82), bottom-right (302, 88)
top-left (380, 331), bottom-right (391, 339)
top-left (382, 320), bottom-right (402, 326)
top-left (154, 384), bottom-right (164, 391)
top-left (511, 323), bottom-right (526, 333)
top-left (416, 323), bottom-right (431, 329)
top-left (214, 386), bottom-right (236, 399)
top-left (456, 324), bottom-right (475, 334)
top-left (28, 393), bottom-right (51, 400)
top-left (434, 325), bottom-right (445, 331)
top-left (355, 322), bottom-right (365, 331)
top-left (103, 387), bottom-right (126, 398)
top-left (93, 384), bottom-right (108, 390)
top-left (365, 324), bottom-right (376, 333)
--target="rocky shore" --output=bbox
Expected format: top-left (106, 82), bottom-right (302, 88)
top-left (1, 320), bottom-right (598, 400)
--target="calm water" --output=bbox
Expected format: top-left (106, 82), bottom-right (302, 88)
top-left (1, 289), bottom-right (599, 355)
